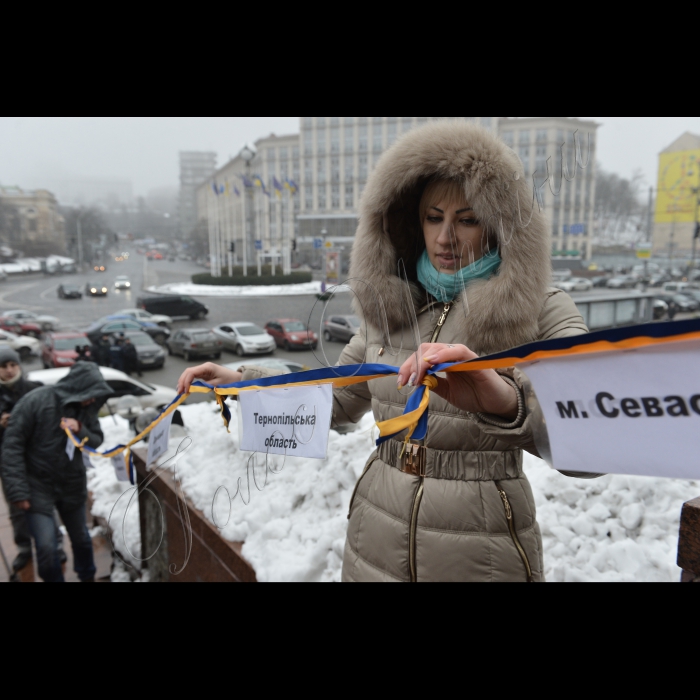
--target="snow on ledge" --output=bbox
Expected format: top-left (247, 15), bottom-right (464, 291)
top-left (147, 281), bottom-right (351, 298)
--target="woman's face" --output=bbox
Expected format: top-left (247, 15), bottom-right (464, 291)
top-left (423, 200), bottom-right (487, 275)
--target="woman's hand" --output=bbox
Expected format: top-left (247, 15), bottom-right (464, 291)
top-left (397, 344), bottom-right (518, 420)
top-left (177, 363), bottom-right (243, 395)
top-left (61, 418), bottom-right (81, 433)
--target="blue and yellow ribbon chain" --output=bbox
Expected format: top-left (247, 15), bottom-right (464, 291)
top-left (65, 319), bottom-right (700, 483)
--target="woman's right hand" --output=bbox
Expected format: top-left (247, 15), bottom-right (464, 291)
top-left (177, 363), bottom-right (243, 395)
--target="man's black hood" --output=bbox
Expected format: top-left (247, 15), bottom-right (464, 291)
top-left (53, 362), bottom-right (114, 408)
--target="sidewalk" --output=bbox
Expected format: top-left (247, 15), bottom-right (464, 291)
top-left (0, 493), bottom-right (114, 583)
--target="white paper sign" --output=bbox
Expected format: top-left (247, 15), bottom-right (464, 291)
top-left (111, 455), bottom-right (131, 483)
top-left (522, 340), bottom-right (700, 480)
top-left (66, 438), bottom-right (76, 461)
top-left (238, 385), bottom-right (334, 459)
top-left (146, 413), bottom-right (174, 466)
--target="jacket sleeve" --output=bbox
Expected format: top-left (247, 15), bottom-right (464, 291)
top-left (332, 329), bottom-right (373, 429)
top-left (475, 290), bottom-right (588, 457)
top-left (0, 398), bottom-right (35, 503)
top-left (76, 411), bottom-right (104, 450)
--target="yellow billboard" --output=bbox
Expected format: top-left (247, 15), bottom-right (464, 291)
top-left (656, 149), bottom-right (700, 223)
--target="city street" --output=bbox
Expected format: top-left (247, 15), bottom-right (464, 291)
top-left (0, 254), bottom-right (354, 395)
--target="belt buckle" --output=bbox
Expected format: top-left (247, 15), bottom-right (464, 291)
top-left (402, 444), bottom-right (427, 478)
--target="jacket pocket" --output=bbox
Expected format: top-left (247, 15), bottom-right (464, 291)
top-left (348, 456), bottom-right (379, 520)
top-left (495, 481), bottom-right (534, 583)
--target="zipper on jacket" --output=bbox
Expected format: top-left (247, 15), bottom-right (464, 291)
top-left (495, 482), bottom-right (534, 583)
top-left (408, 302), bottom-right (453, 582)
top-left (348, 457), bottom-right (378, 520)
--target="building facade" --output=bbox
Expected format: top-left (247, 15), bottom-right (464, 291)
top-left (653, 132), bottom-right (700, 260)
top-left (0, 186), bottom-right (66, 253)
top-left (179, 151), bottom-right (217, 238)
top-left (196, 134), bottom-right (300, 274)
top-left (499, 117), bottom-right (598, 260)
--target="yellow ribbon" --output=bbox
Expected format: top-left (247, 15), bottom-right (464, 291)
top-left (376, 376), bottom-right (438, 442)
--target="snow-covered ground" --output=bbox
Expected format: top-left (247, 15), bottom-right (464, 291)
top-left (147, 282), bottom-right (350, 298)
top-left (90, 404), bottom-right (698, 583)
top-left (0, 258), bottom-right (43, 274)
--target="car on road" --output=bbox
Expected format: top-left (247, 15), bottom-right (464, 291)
top-left (264, 319), bottom-right (319, 351)
top-left (677, 289), bottom-right (700, 305)
top-left (27, 367), bottom-right (178, 418)
top-left (0, 317), bottom-right (43, 339)
top-left (93, 265), bottom-right (107, 273)
top-left (86, 282), bottom-right (109, 297)
top-left (125, 331), bottom-right (167, 370)
top-left (662, 282), bottom-right (700, 294)
top-left (656, 293), bottom-right (699, 313)
top-left (212, 323), bottom-right (276, 357)
top-left (114, 276), bottom-right (132, 291)
top-left (0, 329), bottom-right (41, 360)
top-left (118, 308), bottom-right (173, 328)
top-left (137, 295), bottom-right (209, 321)
top-left (85, 317), bottom-right (171, 346)
top-left (653, 299), bottom-right (669, 320)
top-left (553, 277), bottom-right (593, 293)
top-left (42, 332), bottom-right (91, 368)
top-left (4, 310), bottom-right (60, 332)
top-left (590, 275), bottom-right (613, 288)
top-left (167, 329), bottom-right (223, 361)
top-left (649, 274), bottom-right (671, 288)
top-left (58, 284), bottom-right (83, 300)
top-left (323, 315), bottom-right (362, 343)
top-left (607, 276), bottom-right (638, 290)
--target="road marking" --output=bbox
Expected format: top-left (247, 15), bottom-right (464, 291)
top-left (0, 282), bottom-right (46, 310)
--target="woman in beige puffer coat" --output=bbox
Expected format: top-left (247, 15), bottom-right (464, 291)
top-left (180, 121), bottom-right (589, 582)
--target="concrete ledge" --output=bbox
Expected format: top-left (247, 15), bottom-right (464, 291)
top-left (679, 497), bottom-right (700, 583)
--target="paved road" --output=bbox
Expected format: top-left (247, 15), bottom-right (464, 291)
top-left (0, 253), bottom-right (354, 394)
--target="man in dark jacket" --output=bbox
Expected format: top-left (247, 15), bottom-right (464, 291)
top-left (1, 363), bottom-right (114, 583)
top-left (91, 335), bottom-right (112, 368)
top-left (121, 337), bottom-right (142, 377)
top-left (0, 348), bottom-right (43, 576)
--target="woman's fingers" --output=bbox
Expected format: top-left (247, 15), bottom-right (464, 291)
top-left (423, 344), bottom-right (477, 367)
top-left (397, 345), bottom-right (433, 388)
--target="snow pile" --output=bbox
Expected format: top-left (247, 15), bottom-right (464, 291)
top-left (147, 282), bottom-right (350, 298)
top-left (89, 404), bottom-right (699, 583)
top-left (87, 416), bottom-right (142, 578)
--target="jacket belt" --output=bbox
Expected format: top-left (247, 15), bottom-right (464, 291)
top-left (378, 440), bottom-right (523, 483)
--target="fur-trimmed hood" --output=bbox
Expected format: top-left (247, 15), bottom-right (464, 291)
top-left (349, 120), bottom-right (552, 355)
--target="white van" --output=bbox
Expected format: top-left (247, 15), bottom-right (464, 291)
top-left (662, 282), bottom-right (700, 294)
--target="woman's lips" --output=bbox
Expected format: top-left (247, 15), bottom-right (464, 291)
top-left (437, 254), bottom-right (459, 268)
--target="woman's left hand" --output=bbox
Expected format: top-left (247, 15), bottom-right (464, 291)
top-left (397, 344), bottom-right (519, 420)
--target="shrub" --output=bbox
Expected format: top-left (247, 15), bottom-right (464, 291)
top-left (191, 272), bottom-right (313, 287)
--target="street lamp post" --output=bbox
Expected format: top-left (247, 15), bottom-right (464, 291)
top-left (240, 145), bottom-right (256, 278)
top-left (76, 211), bottom-right (84, 270)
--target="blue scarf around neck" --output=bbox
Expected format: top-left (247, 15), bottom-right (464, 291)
top-left (417, 249), bottom-right (502, 304)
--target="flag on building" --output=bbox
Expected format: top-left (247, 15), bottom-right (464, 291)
top-left (241, 175), bottom-right (254, 188)
top-left (287, 179), bottom-right (299, 195)
top-left (272, 177), bottom-right (283, 198)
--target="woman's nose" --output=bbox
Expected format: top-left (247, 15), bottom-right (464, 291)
top-left (436, 222), bottom-right (456, 247)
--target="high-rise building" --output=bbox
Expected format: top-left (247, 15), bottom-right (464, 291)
top-left (179, 151), bottom-right (217, 237)
top-left (653, 132), bottom-right (700, 260)
top-left (298, 117), bottom-right (498, 239)
top-left (499, 117), bottom-right (598, 260)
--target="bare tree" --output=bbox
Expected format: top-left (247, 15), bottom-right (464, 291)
top-left (594, 166), bottom-right (646, 245)
top-left (61, 207), bottom-right (117, 263)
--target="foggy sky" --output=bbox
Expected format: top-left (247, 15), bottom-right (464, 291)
top-left (1, 117), bottom-right (699, 198)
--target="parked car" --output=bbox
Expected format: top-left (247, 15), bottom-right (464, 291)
top-left (4, 310), bottom-right (60, 332)
top-left (167, 329), bottom-right (223, 361)
top-left (264, 319), bottom-right (318, 351)
top-left (607, 276), bottom-right (637, 290)
top-left (323, 316), bottom-right (362, 343)
top-left (125, 331), bottom-right (167, 370)
top-left (212, 323), bottom-right (276, 357)
top-left (662, 282), bottom-right (700, 294)
top-left (114, 276), bottom-right (132, 290)
top-left (0, 317), bottom-right (42, 339)
top-left (85, 317), bottom-right (170, 346)
top-left (42, 332), bottom-right (90, 368)
top-left (649, 274), bottom-right (671, 288)
top-left (27, 367), bottom-right (177, 418)
top-left (656, 294), bottom-right (699, 313)
top-left (678, 289), bottom-right (700, 304)
top-left (137, 295), bottom-right (209, 321)
top-left (553, 278), bottom-right (593, 293)
top-left (590, 275), bottom-right (613, 288)
top-left (118, 308), bottom-right (173, 328)
top-left (58, 284), bottom-right (83, 300)
top-left (86, 281), bottom-right (109, 297)
top-left (0, 329), bottom-right (41, 361)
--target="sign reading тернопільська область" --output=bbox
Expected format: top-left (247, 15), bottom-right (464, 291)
top-left (521, 340), bottom-right (700, 480)
top-left (238, 384), bottom-right (334, 460)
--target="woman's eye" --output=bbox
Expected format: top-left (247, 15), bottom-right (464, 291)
top-left (460, 218), bottom-right (480, 226)
top-left (427, 216), bottom-right (443, 224)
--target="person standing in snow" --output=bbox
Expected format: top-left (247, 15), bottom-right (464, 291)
top-left (0, 348), bottom-right (44, 578)
top-left (120, 338), bottom-right (141, 377)
top-left (1, 363), bottom-right (114, 583)
top-left (177, 121), bottom-right (593, 583)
